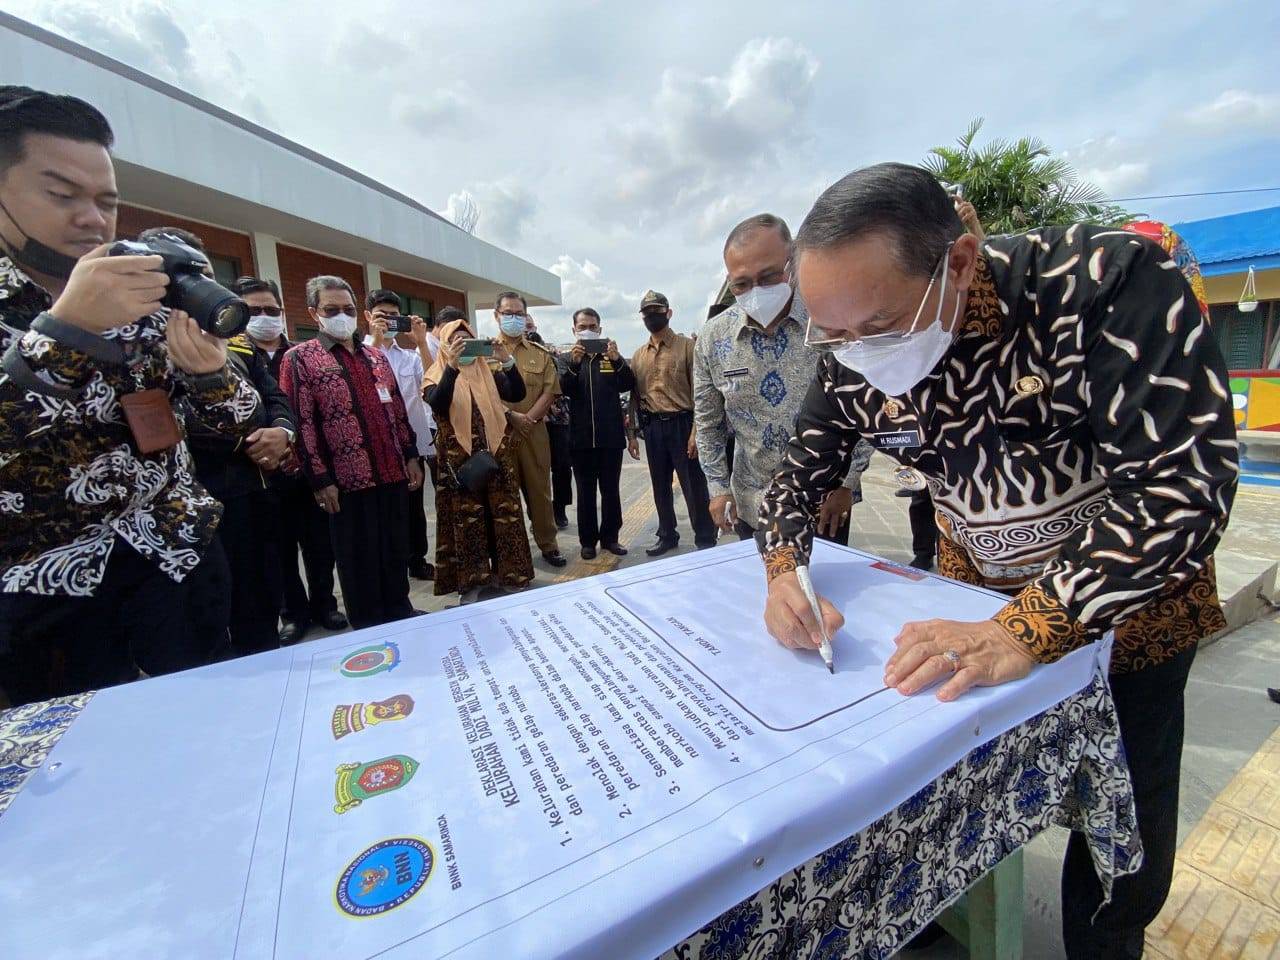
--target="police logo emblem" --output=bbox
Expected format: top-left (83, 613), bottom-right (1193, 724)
top-left (338, 642), bottom-right (401, 678)
top-left (332, 694), bottom-right (416, 739)
top-left (335, 837), bottom-right (434, 917)
top-left (334, 755), bottom-right (419, 814)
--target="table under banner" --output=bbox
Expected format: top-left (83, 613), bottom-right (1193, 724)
top-left (0, 541), bottom-right (1138, 959)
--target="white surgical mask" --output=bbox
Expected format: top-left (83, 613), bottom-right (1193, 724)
top-left (736, 281), bottom-right (792, 325)
top-left (319, 311), bottom-right (358, 339)
top-left (499, 314), bottom-right (526, 337)
top-left (246, 316), bottom-right (284, 342)
top-left (577, 328), bottom-right (604, 340)
top-left (832, 246), bottom-right (960, 396)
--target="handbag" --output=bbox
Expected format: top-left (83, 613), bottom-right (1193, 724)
top-left (454, 449), bottom-right (500, 495)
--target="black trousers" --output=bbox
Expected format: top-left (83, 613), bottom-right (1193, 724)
top-left (279, 476), bottom-right (338, 624)
top-left (643, 411), bottom-right (717, 548)
top-left (0, 537), bottom-right (226, 706)
top-left (406, 456), bottom-right (436, 565)
top-left (908, 488), bottom-right (938, 558)
top-left (548, 422), bottom-right (574, 513)
top-left (735, 514), bottom-right (851, 547)
top-left (217, 490), bottom-right (283, 656)
top-left (330, 483), bottom-right (414, 630)
top-left (1062, 645), bottom-right (1197, 959)
top-left (572, 447), bottom-right (624, 548)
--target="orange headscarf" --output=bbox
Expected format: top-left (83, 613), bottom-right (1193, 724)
top-left (423, 319), bottom-right (510, 455)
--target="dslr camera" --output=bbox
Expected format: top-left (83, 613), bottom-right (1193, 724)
top-left (108, 233), bottom-right (250, 337)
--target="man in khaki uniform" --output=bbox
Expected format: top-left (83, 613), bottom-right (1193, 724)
top-left (494, 292), bottom-right (567, 568)
top-left (628, 290), bottom-right (718, 556)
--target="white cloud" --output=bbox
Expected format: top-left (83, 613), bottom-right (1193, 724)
top-left (331, 23), bottom-right (413, 65)
top-left (1185, 89), bottom-right (1280, 135)
top-left (396, 88), bottom-right (470, 133)
top-left (33, 0), bottom-right (276, 126)
top-left (528, 255), bottom-right (643, 348)
top-left (1061, 136), bottom-right (1151, 198)
top-left (607, 37), bottom-right (820, 220)
top-left (462, 179), bottom-right (536, 248)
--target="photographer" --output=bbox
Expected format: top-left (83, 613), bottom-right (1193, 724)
top-left (559, 308), bottom-right (634, 559)
top-left (366, 289), bottom-right (436, 582)
top-left (0, 87), bottom-right (262, 705)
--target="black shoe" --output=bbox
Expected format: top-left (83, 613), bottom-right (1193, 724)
top-left (581, 546), bottom-right (597, 560)
top-left (278, 620), bottom-right (308, 645)
top-left (1269, 687), bottom-right (1280, 704)
top-left (909, 553), bottom-right (935, 571)
top-left (695, 541), bottom-right (717, 550)
top-left (319, 610), bottom-right (349, 631)
top-left (645, 539), bottom-right (678, 557)
top-left (894, 487), bottom-right (914, 498)
top-left (409, 561), bottom-right (435, 581)
top-left (554, 511), bottom-right (570, 530)
top-left (602, 542), bottom-right (628, 556)
top-left (542, 550), bottom-right (568, 568)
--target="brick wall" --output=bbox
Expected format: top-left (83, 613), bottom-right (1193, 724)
top-left (276, 244), bottom-right (367, 340)
top-left (115, 204), bottom-right (255, 276)
top-left (379, 270), bottom-right (466, 320)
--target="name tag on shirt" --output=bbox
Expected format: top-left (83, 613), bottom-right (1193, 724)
top-left (723, 368), bottom-right (749, 392)
top-left (377, 385), bottom-right (392, 403)
top-left (873, 429), bottom-right (922, 449)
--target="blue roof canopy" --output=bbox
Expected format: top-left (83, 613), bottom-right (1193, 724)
top-left (1174, 205), bottom-right (1280, 277)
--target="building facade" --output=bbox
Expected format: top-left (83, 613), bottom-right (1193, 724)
top-left (1, 11), bottom-right (560, 341)
top-left (1176, 205), bottom-right (1280, 373)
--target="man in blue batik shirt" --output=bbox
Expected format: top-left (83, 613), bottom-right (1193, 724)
top-left (694, 214), bottom-right (873, 543)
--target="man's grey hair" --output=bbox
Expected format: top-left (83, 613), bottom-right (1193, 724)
top-left (723, 213), bottom-right (792, 256)
top-left (796, 163), bottom-right (962, 277)
top-left (306, 275), bottom-right (356, 309)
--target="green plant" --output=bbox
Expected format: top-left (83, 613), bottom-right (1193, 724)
top-left (923, 118), bottom-right (1133, 234)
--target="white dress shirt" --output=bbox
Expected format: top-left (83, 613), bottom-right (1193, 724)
top-left (378, 340), bottom-right (436, 458)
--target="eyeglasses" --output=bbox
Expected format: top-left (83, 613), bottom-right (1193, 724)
top-left (316, 305), bottom-right (356, 318)
top-left (247, 305), bottom-right (282, 317)
top-left (804, 244), bottom-right (953, 349)
top-left (727, 262), bottom-right (791, 298)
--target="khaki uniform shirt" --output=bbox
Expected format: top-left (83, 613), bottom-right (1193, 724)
top-left (499, 337), bottom-right (560, 416)
top-left (630, 327), bottom-right (695, 413)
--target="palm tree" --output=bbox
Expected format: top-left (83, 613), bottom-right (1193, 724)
top-left (923, 118), bottom-right (1132, 234)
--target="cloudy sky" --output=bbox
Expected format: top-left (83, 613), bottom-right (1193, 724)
top-left (5, 0), bottom-right (1279, 351)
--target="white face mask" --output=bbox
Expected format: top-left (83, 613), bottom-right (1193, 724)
top-left (736, 281), bottom-right (792, 325)
top-left (832, 247), bottom-right (960, 396)
top-left (577, 328), bottom-right (604, 340)
top-left (319, 311), bottom-right (358, 339)
top-left (246, 315), bottom-right (284, 342)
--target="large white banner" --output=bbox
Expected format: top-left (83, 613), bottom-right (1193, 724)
top-left (0, 541), bottom-right (1100, 959)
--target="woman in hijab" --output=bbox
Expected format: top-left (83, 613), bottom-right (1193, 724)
top-left (425, 319), bottom-right (534, 602)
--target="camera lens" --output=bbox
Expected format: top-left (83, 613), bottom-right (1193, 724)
top-left (170, 273), bottom-right (250, 338)
top-left (212, 300), bottom-right (251, 337)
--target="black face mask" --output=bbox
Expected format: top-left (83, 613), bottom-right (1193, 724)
top-left (0, 196), bottom-right (83, 282)
top-left (643, 311), bottom-right (669, 334)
